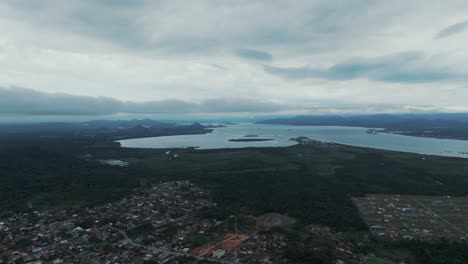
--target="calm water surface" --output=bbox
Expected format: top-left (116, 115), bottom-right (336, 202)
top-left (118, 123), bottom-right (468, 158)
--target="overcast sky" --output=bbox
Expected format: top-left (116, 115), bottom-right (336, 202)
top-left (1, 0), bottom-right (468, 118)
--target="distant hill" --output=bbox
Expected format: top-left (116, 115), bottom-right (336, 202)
top-left (257, 114), bottom-right (468, 140)
top-left (258, 114), bottom-right (468, 128)
top-left (0, 119), bottom-right (176, 133)
top-left (0, 119), bottom-right (212, 150)
top-left (83, 119), bottom-right (173, 129)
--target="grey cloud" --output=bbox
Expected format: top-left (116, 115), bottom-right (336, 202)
top-left (4, 0), bottom-right (149, 50)
top-left (201, 98), bottom-right (282, 113)
top-left (3, 0), bottom-right (468, 114)
top-left (0, 87), bottom-right (286, 116)
top-left (123, 100), bottom-right (198, 114)
top-left (3, 1), bottom-right (370, 54)
top-left (298, 104), bottom-right (446, 115)
top-left (236, 49), bottom-right (273, 61)
top-left (64, 3), bottom-right (149, 50)
top-left (0, 87), bottom-right (123, 116)
top-left (435, 21), bottom-right (468, 39)
top-left (264, 52), bottom-right (457, 83)
top-left (0, 87), bottom-right (460, 117)
top-left (210, 64), bottom-right (227, 70)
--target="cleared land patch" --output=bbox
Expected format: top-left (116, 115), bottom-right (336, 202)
top-left (354, 194), bottom-right (468, 240)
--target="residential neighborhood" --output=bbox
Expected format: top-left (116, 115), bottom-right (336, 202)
top-left (0, 181), bottom-right (292, 264)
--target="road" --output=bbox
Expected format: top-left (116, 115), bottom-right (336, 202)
top-left (113, 228), bottom-right (239, 264)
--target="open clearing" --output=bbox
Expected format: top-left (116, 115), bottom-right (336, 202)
top-left (354, 194), bottom-right (468, 240)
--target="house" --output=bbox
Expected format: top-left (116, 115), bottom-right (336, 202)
top-left (212, 249), bottom-right (226, 258)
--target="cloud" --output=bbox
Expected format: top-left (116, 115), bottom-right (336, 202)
top-left (0, 1), bottom-right (385, 54)
top-left (2, 86), bottom-right (468, 117)
top-left (4, 0), bottom-right (149, 50)
top-left (435, 21), bottom-right (468, 39)
top-left (0, 87), bottom-right (286, 116)
top-left (0, 87), bottom-right (123, 116)
top-left (236, 48), bottom-right (273, 61)
top-left (2, 1), bottom-right (468, 116)
top-left (264, 52), bottom-right (457, 83)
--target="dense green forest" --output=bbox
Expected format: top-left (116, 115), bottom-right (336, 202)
top-left (104, 144), bottom-right (468, 231)
top-left (0, 120), bottom-right (211, 152)
top-left (3, 140), bottom-right (468, 230)
top-left (0, 148), bottom-right (144, 212)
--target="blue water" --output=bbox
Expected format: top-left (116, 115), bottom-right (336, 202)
top-left (118, 123), bottom-right (468, 158)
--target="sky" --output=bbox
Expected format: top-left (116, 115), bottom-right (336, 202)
top-left (1, 0), bottom-right (468, 119)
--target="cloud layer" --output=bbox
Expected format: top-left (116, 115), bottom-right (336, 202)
top-left (236, 49), bottom-right (273, 61)
top-left (0, 87), bottom-right (285, 116)
top-left (264, 52), bottom-right (459, 83)
top-left (1, 1), bottom-right (468, 117)
top-left (2, 86), bottom-right (466, 118)
top-left (435, 21), bottom-right (468, 39)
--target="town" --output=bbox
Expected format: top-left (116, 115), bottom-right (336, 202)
top-left (0, 181), bottom-right (291, 264)
top-left (4, 180), bottom-right (467, 263)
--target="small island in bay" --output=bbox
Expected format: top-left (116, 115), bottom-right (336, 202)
top-left (229, 138), bottom-right (274, 142)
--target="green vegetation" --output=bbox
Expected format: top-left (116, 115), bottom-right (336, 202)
top-left (365, 258), bottom-right (387, 264)
top-left (406, 240), bottom-right (468, 264)
top-left (90, 143), bottom-right (468, 263)
top-left (95, 144), bottom-right (468, 231)
top-left (4, 142), bottom-right (468, 230)
top-left (3, 126), bottom-right (468, 263)
top-left (127, 222), bottom-right (155, 238)
top-left (186, 233), bottom-right (220, 248)
top-left (95, 240), bottom-right (114, 251)
top-left (0, 148), bottom-right (148, 213)
top-left (372, 240), bottom-right (468, 264)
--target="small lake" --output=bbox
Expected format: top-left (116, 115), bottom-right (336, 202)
top-left (118, 123), bottom-right (468, 158)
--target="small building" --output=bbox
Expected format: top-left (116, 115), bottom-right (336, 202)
top-left (212, 249), bottom-right (226, 258)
